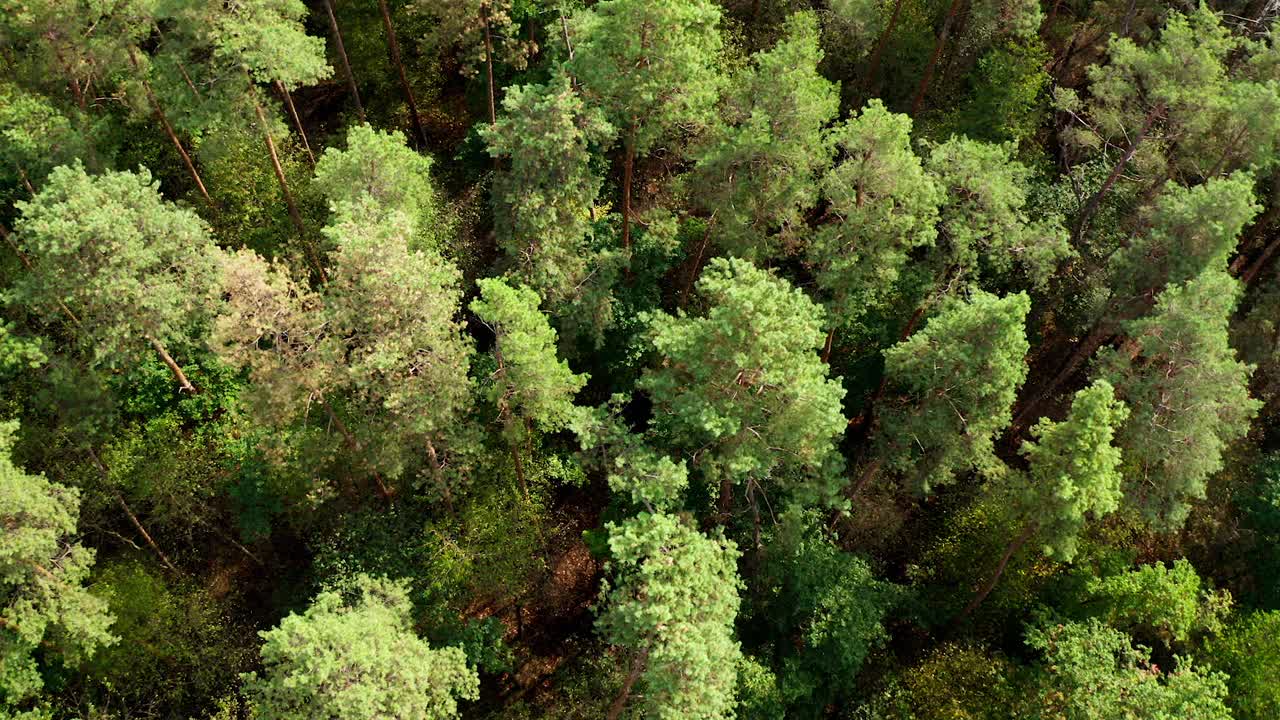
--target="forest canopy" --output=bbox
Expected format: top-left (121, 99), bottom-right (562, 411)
top-left (3, 0), bottom-right (1280, 718)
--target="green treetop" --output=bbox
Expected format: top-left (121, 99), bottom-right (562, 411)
top-left (210, 0), bottom-right (332, 90)
top-left (1, 421), bottom-right (116, 709)
top-left (685, 10), bottom-right (839, 260)
top-left (1113, 172), bottom-right (1260, 301)
top-left (242, 575), bottom-right (479, 720)
top-left (597, 512), bottom-right (742, 720)
top-left (7, 164), bottom-right (222, 393)
top-left (807, 99), bottom-right (941, 331)
top-left (322, 201), bottom-right (475, 505)
top-left (1085, 559), bottom-right (1231, 647)
top-left (471, 278), bottom-right (587, 498)
top-left (1017, 380), bottom-right (1129, 562)
top-left (925, 137), bottom-right (1072, 289)
top-left (480, 76), bottom-right (619, 340)
top-left (314, 124), bottom-right (444, 251)
top-left (876, 290), bottom-right (1031, 494)
top-left (1025, 619), bottom-right (1231, 720)
top-left (569, 0), bottom-right (724, 251)
top-left (640, 257), bottom-right (848, 511)
top-left (1206, 610), bottom-right (1280, 720)
top-left (1098, 268), bottom-right (1260, 531)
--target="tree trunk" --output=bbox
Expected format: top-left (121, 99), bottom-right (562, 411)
top-left (1074, 103), bottom-right (1164, 240)
top-left (425, 439), bottom-right (456, 519)
top-left (378, 0), bottom-right (428, 148)
top-left (953, 521), bottom-right (1037, 625)
top-left (864, 0), bottom-right (905, 97)
top-left (1243, 233), bottom-right (1280, 286)
top-left (1044, 0), bottom-right (1065, 31)
top-left (910, 0), bottom-right (965, 116)
top-left (483, 11), bottom-right (498, 127)
top-left (607, 648), bottom-right (649, 720)
top-left (54, 45), bottom-right (87, 110)
top-left (88, 448), bottom-right (182, 575)
top-left (822, 327), bottom-right (837, 364)
top-left (680, 213), bottom-right (717, 308)
top-left (322, 0), bottom-right (366, 122)
top-left (621, 128), bottom-right (636, 255)
top-left (251, 93), bottom-right (329, 283)
top-left (129, 49), bottom-right (211, 204)
top-left (147, 335), bottom-right (196, 394)
top-left (276, 81), bottom-right (315, 167)
top-left (1010, 324), bottom-right (1113, 433)
top-left (718, 475), bottom-right (734, 519)
top-left (847, 457), bottom-right (882, 503)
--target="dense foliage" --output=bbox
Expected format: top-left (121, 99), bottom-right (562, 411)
top-left (3, 1), bottom-right (1280, 718)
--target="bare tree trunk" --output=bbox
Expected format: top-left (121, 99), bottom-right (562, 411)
top-left (607, 649), bottom-right (649, 720)
top-left (322, 0), bottom-right (366, 122)
top-left (822, 327), bottom-right (837, 364)
top-left (147, 335), bottom-right (196, 394)
top-left (953, 521), bottom-right (1037, 625)
top-left (621, 128), bottom-right (636, 254)
top-left (864, 0), bottom-right (905, 96)
top-left (1074, 103), bottom-right (1164, 241)
top-left (847, 457), bottom-right (882, 503)
top-left (378, 0), bottom-right (428, 148)
top-left (88, 448), bottom-right (182, 574)
top-left (425, 439), bottom-right (456, 519)
top-left (910, 0), bottom-right (965, 116)
top-left (1044, 0), bottom-right (1065, 31)
top-left (1010, 324), bottom-right (1113, 433)
top-left (483, 11), bottom-right (498, 126)
top-left (1243, 233), bottom-right (1280, 286)
top-left (128, 49), bottom-right (212, 205)
top-left (718, 475), bottom-right (734, 519)
top-left (276, 81), bottom-right (315, 167)
top-left (54, 45), bottom-right (87, 110)
top-left (251, 93), bottom-right (329, 283)
top-left (680, 213), bottom-right (717, 308)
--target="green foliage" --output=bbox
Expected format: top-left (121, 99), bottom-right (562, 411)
top-left (1, 422), bottom-right (115, 709)
top-left (85, 561), bottom-right (252, 716)
top-left (211, 0), bottom-right (332, 89)
top-left (1205, 610), bottom-right (1280, 720)
top-left (471, 278), bottom-right (588, 437)
top-left (1014, 379), bottom-right (1128, 562)
top-left (867, 643), bottom-right (1020, 720)
top-left (570, 0), bottom-right (724, 155)
top-left (1084, 559), bottom-right (1231, 646)
top-left (943, 39), bottom-right (1050, 147)
top-left (1024, 619), bottom-right (1232, 719)
top-left (481, 76), bottom-right (619, 342)
top-left (640, 257), bottom-right (848, 507)
top-left (877, 290), bottom-right (1030, 493)
top-left (925, 137), bottom-right (1072, 289)
top-left (755, 511), bottom-right (902, 714)
top-left (314, 123), bottom-right (445, 251)
top-left (597, 512), bottom-right (742, 720)
top-left (243, 574), bottom-right (479, 719)
top-left (1099, 269), bottom-right (1261, 530)
top-left (686, 10), bottom-right (839, 259)
top-left (808, 99), bottom-right (941, 330)
top-left (7, 164), bottom-right (222, 371)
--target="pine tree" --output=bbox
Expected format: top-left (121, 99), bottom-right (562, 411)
top-left (807, 99), bottom-right (941, 340)
top-left (870, 290), bottom-right (1030, 495)
top-left (685, 10), bottom-right (839, 260)
top-left (569, 0), bottom-right (724, 253)
top-left (597, 512), bottom-right (741, 720)
top-left (1, 421), bottom-right (116, 709)
top-left (470, 279), bottom-right (587, 500)
top-left (1098, 268), bottom-right (1260, 531)
top-left (640, 257), bottom-right (848, 515)
top-left (243, 575), bottom-right (478, 719)
top-left (7, 164), bottom-right (222, 394)
top-left (480, 76), bottom-right (619, 340)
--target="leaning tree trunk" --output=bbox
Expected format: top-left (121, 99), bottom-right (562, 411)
top-left (249, 87), bottom-right (329, 283)
top-left (607, 648), bottom-right (649, 720)
top-left (147, 335), bottom-right (196, 394)
top-left (1009, 323), bottom-right (1114, 433)
top-left (910, 0), bottom-right (965, 115)
top-left (128, 48), bottom-right (212, 204)
top-left (621, 126), bottom-right (636, 254)
top-left (378, 0), bottom-right (428, 148)
top-left (276, 81), bottom-right (315, 167)
top-left (322, 0), bottom-right (366, 122)
top-left (864, 0), bottom-right (906, 98)
top-left (1074, 103), bottom-right (1164, 240)
top-left (482, 10), bottom-right (498, 127)
top-left (953, 521), bottom-right (1037, 625)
